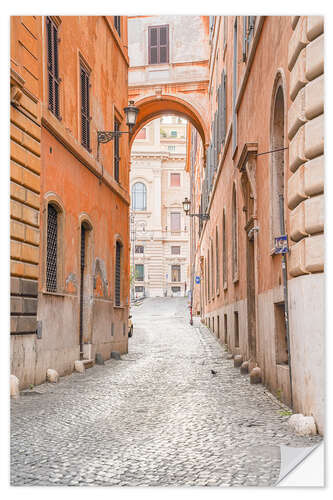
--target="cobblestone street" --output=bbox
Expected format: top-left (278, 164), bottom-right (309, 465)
top-left (11, 298), bottom-right (321, 487)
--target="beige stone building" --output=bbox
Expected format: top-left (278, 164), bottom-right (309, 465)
top-left (130, 116), bottom-right (190, 298)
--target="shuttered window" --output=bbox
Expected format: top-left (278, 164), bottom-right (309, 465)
top-left (232, 17), bottom-right (238, 156)
top-left (148, 25), bottom-right (169, 64)
top-left (114, 16), bottom-right (121, 37)
top-left (46, 204), bottom-right (58, 292)
top-left (242, 16), bottom-right (256, 61)
top-left (46, 17), bottom-right (60, 119)
top-left (80, 64), bottom-right (90, 151)
top-left (114, 118), bottom-right (120, 182)
top-left (115, 242), bottom-right (121, 306)
top-left (171, 265), bottom-right (181, 282)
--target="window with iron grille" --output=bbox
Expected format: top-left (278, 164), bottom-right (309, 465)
top-left (115, 241), bottom-right (121, 306)
top-left (80, 64), bottom-right (90, 151)
top-left (46, 17), bottom-right (60, 119)
top-left (114, 118), bottom-right (120, 182)
top-left (114, 16), bottom-right (121, 37)
top-left (46, 204), bottom-right (58, 292)
top-left (148, 25), bottom-right (169, 64)
top-left (222, 209), bottom-right (228, 289)
top-left (135, 245), bottom-right (144, 254)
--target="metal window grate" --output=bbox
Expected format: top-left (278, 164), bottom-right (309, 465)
top-left (115, 242), bottom-right (121, 306)
top-left (80, 65), bottom-right (90, 150)
top-left (46, 204), bottom-right (58, 292)
top-left (79, 225), bottom-right (86, 350)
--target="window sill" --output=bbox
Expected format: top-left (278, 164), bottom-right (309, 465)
top-left (114, 305), bottom-right (126, 310)
top-left (41, 290), bottom-right (66, 297)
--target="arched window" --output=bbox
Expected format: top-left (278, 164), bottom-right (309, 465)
top-left (215, 225), bottom-right (219, 293)
top-left (271, 84), bottom-right (285, 243)
top-left (46, 203), bottom-right (59, 292)
top-left (232, 183), bottom-right (238, 280)
top-left (115, 241), bottom-right (122, 307)
top-left (132, 182), bottom-right (147, 211)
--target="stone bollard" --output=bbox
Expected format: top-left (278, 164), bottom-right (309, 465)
top-left (46, 368), bottom-right (59, 383)
top-left (111, 351), bottom-right (121, 360)
top-left (10, 375), bottom-right (20, 398)
top-left (250, 366), bottom-right (262, 384)
top-left (240, 361), bottom-right (249, 374)
top-left (234, 355), bottom-right (243, 368)
top-left (288, 414), bottom-right (317, 436)
top-left (95, 353), bottom-right (105, 365)
top-left (74, 360), bottom-right (85, 373)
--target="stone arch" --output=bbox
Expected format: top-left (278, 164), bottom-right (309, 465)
top-left (129, 94), bottom-right (209, 150)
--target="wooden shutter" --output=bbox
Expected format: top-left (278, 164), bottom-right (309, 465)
top-left (80, 65), bottom-right (90, 150)
top-left (220, 70), bottom-right (227, 145)
top-left (46, 17), bottom-right (60, 119)
top-left (242, 16), bottom-right (247, 62)
top-left (159, 25), bottom-right (169, 63)
top-left (114, 16), bottom-right (121, 37)
top-left (148, 25), bottom-right (169, 64)
top-left (148, 27), bottom-right (158, 64)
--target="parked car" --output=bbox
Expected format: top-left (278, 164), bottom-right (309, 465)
top-left (128, 315), bottom-right (133, 337)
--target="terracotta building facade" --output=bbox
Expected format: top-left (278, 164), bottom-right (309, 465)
top-left (188, 16), bottom-right (324, 434)
top-left (130, 116), bottom-right (190, 298)
top-left (11, 16), bottom-right (131, 388)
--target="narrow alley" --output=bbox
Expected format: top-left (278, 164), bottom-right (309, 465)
top-left (11, 298), bottom-right (321, 487)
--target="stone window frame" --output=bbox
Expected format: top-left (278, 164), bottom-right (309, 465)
top-left (269, 70), bottom-right (288, 252)
top-left (131, 181), bottom-right (148, 211)
top-left (42, 192), bottom-right (65, 295)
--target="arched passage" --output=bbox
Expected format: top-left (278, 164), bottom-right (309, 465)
top-left (129, 94), bottom-right (208, 149)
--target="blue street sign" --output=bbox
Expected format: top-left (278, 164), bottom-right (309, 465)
top-left (274, 235), bottom-right (289, 254)
top-left (195, 276), bottom-right (201, 284)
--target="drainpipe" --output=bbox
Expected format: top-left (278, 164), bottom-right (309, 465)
top-left (279, 194), bottom-right (293, 409)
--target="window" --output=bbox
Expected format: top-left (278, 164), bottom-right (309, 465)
top-left (275, 302), bottom-right (288, 365)
top-left (222, 209), bottom-right (227, 288)
top-left (170, 173), bottom-right (180, 187)
top-left (171, 265), bottom-right (181, 282)
top-left (210, 240), bottom-right (215, 298)
top-left (232, 17), bottom-right (238, 156)
top-left (223, 16), bottom-right (228, 51)
top-left (224, 314), bottom-right (228, 345)
top-left (46, 17), bottom-right (60, 119)
top-left (232, 184), bottom-right (238, 280)
top-left (234, 311), bottom-right (239, 347)
top-left (135, 245), bottom-right (144, 254)
top-left (114, 118), bottom-right (120, 182)
top-left (80, 64), bottom-right (90, 151)
top-left (170, 212), bottom-right (181, 232)
top-left (242, 16), bottom-right (256, 61)
top-left (132, 182), bottom-right (147, 211)
top-left (135, 264), bottom-right (144, 281)
top-left (114, 16), bottom-right (121, 37)
top-left (148, 25), bottom-right (169, 64)
top-left (217, 315), bottom-right (220, 339)
top-left (168, 145), bottom-right (176, 152)
top-left (170, 130), bottom-right (177, 137)
top-left (115, 242), bottom-right (122, 306)
top-left (135, 286), bottom-right (144, 293)
top-left (216, 226), bottom-right (220, 293)
top-left (171, 246), bottom-right (180, 255)
top-left (171, 286), bottom-right (181, 293)
top-left (46, 204), bottom-right (58, 292)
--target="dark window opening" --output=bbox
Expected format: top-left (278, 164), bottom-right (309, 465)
top-left (135, 245), bottom-right (144, 254)
top-left (135, 264), bottom-right (144, 281)
top-left (80, 64), bottom-right (90, 151)
top-left (275, 302), bottom-right (288, 365)
top-left (46, 17), bottom-right (60, 119)
top-left (234, 311), bottom-right (239, 347)
top-left (114, 16), bottom-right (121, 37)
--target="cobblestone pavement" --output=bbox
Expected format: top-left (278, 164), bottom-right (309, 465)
top-left (11, 297), bottom-right (321, 487)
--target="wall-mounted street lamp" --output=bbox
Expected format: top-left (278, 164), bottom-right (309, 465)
top-left (97, 100), bottom-right (139, 160)
top-left (182, 197), bottom-right (210, 221)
